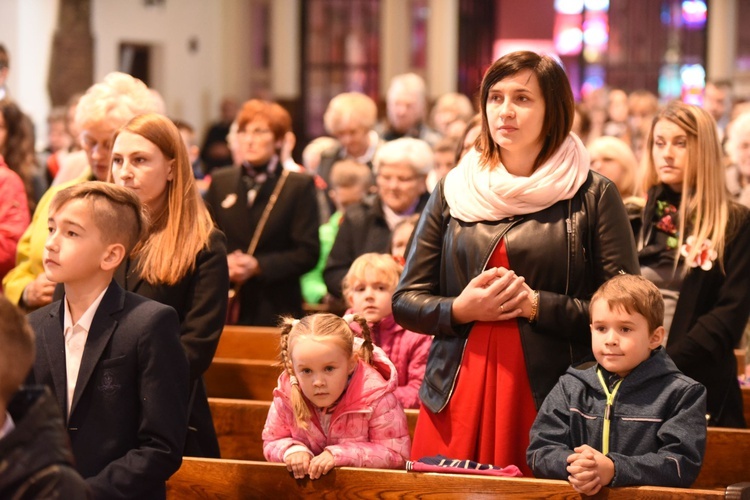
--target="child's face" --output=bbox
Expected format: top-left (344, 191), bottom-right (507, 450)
top-left (590, 300), bottom-right (664, 378)
top-left (390, 223), bottom-right (414, 259)
top-left (347, 271), bottom-right (395, 324)
top-left (433, 150), bottom-right (457, 180)
top-left (291, 337), bottom-right (357, 409)
top-left (331, 183), bottom-right (367, 211)
top-left (44, 199), bottom-right (116, 285)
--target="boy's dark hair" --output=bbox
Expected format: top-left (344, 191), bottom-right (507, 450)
top-left (330, 159), bottom-right (373, 189)
top-left (590, 274), bottom-right (664, 332)
top-left (0, 296), bottom-right (35, 404)
top-left (49, 181), bottom-right (146, 255)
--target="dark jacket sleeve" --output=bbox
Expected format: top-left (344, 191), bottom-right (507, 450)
top-left (526, 378), bottom-right (576, 480)
top-left (254, 175), bottom-right (320, 285)
top-left (535, 178), bottom-right (640, 337)
top-left (392, 184), bottom-right (461, 338)
top-left (323, 205), bottom-right (362, 299)
top-left (668, 207), bottom-right (750, 370)
top-left (608, 383), bottom-right (707, 487)
top-left (181, 229), bottom-right (229, 381)
top-left (19, 466), bottom-right (92, 500)
top-left (85, 306), bottom-right (189, 499)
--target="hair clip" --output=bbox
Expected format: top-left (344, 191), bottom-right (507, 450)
top-left (342, 313), bottom-right (355, 323)
top-left (289, 375), bottom-right (299, 386)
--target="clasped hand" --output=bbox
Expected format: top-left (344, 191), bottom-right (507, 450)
top-left (451, 267), bottom-right (532, 324)
top-left (566, 445), bottom-right (615, 496)
top-left (285, 450), bottom-right (335, 480)
top-left (227, 250), bottom-right (259, 283)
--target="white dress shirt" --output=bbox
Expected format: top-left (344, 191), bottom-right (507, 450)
top-left (63, 288), bottom-right (107, 416)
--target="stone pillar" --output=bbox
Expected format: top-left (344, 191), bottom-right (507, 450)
top-left (706, 0), bottom-right (737, 81)
top-left (47, 0), bottom-right (94, 106)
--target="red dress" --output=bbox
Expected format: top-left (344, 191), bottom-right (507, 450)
top-left (410, 242), bottom-right (537, 477)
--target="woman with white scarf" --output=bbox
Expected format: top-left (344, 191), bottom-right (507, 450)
top-left (392, 51), bottom-right (639, 474)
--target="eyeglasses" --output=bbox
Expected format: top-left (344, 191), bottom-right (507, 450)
top-left (80, 133), bottom-right (112, 152)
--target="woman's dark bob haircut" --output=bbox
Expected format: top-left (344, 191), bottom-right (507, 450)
top-left (478, 51), bottom-right (575, 170)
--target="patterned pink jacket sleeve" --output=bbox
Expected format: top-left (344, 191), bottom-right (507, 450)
top-left (325, 392), bottom-right (411, 469)
top-left (262, 393), bottom-right (311, 462)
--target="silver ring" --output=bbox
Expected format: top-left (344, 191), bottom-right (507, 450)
top-left (500, 304), bottom-right (504, 313)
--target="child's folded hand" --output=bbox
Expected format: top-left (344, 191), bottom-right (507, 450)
top-left (308, 450), bottom-right (335, 480)
top-left (566, 446), bottom-right (603, 496)
top-left (285, 451), bottom-right (311, 479)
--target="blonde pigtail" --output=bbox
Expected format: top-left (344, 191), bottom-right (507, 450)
top-left (277, 317), bottom-right (310, 429)
top-left (351, 314), bottom-right (375, 365)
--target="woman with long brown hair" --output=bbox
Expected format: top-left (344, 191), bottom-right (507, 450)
top-left (110, 112), bottom-right (229, 456)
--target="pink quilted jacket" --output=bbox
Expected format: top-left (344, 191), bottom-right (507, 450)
top-left (262, 341), bottom-right (411, 469)
top-left (349, 311), bottom-right (432, 409)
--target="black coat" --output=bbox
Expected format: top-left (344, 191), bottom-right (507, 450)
top-left (205, 163), bottom-right (320, 325)
top-left (115, 228), bottom-right (228, 456)
top-left (28, 282), bottom-right (189, 499)
top-left (640, 184), bottom-right (750, 427)
top-left (0, 386), bottom-right (91, 500)
top-left (393, 172), bottom-right (639, 413)
top-left (324, 192), bottom-right (430, 298)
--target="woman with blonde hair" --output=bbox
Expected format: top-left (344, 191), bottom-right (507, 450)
top-left (111, 112), bottom-right (229, 455)
top-left (638, 101), bottom-right (750, 427)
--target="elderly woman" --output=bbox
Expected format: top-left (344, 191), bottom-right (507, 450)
top-left (379, 73), bottom-right (441, 146)
top-left (316, 92), bottom-right (381, 186)
top-left (205, 99), bottom-right (319, 326)
top-left (3, 72), bottom-right (160, 309)
top-left (323, 137), bottom-right (432, 298)
top-left (725, 112), bottom-right (750, 208)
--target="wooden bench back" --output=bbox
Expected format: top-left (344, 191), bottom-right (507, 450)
top-left (207, 398), bottom-right (747, 490)
top-left (205, 357), bottom-right (750, 424)
top-left (167, 458), bottom-right (732, 499)
top-left (208, 398), bottom-right (417, 462)
top-left (216, 325), bottom-right (281, 360)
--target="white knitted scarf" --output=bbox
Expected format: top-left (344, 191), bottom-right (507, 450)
top-left (444, 134), bottom-right (590, 222)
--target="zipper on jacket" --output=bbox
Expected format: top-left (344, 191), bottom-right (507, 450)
top-left (438, 217), bottom-right (522, 413)
top-left (596, 369), bottom-right (623, 455)
top-left (564, 199), bottom-right (573, 296)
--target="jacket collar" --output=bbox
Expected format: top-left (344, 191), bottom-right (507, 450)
top-left (42, 281), bottom-right (126, 420)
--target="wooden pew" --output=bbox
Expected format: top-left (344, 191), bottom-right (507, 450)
top-left (168, 458), bottom-right (736, 499)
top-left (206, 358), bottom-right (750, 431)
top-left (737, 348), bottom-right (746, 377)
top-left (208, 398), bottom-right (418, 462)
top-left (204, 359), bottom-right (281, 400)
top-left (215, 325), bottom-right (281, 360)
top-left (207, 398), bottom-right (748, 490)
top-left (694, 427), bottom-right (750, 489)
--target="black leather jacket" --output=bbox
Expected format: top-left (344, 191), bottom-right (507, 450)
top-left (392, 172), bottom-right (639, 413)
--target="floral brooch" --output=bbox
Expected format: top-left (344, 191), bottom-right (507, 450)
top-left (680, 236), bottom-right (718, 270)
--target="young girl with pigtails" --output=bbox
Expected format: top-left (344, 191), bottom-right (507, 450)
top-left (262, 312), bottom-right (411, 479)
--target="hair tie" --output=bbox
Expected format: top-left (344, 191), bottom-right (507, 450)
top-left (289, 375), bottom-right (299, 386)
top-left (291, 319), bottom-right (300, 327)
top-left (342, 313), bottom-right (355, 323)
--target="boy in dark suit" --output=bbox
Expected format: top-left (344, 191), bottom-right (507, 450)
top-left (28, 182), bottom-right (189, 499)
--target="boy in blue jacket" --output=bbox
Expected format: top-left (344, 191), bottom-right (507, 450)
top-left (527, 274), bottom-right (706, 495)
